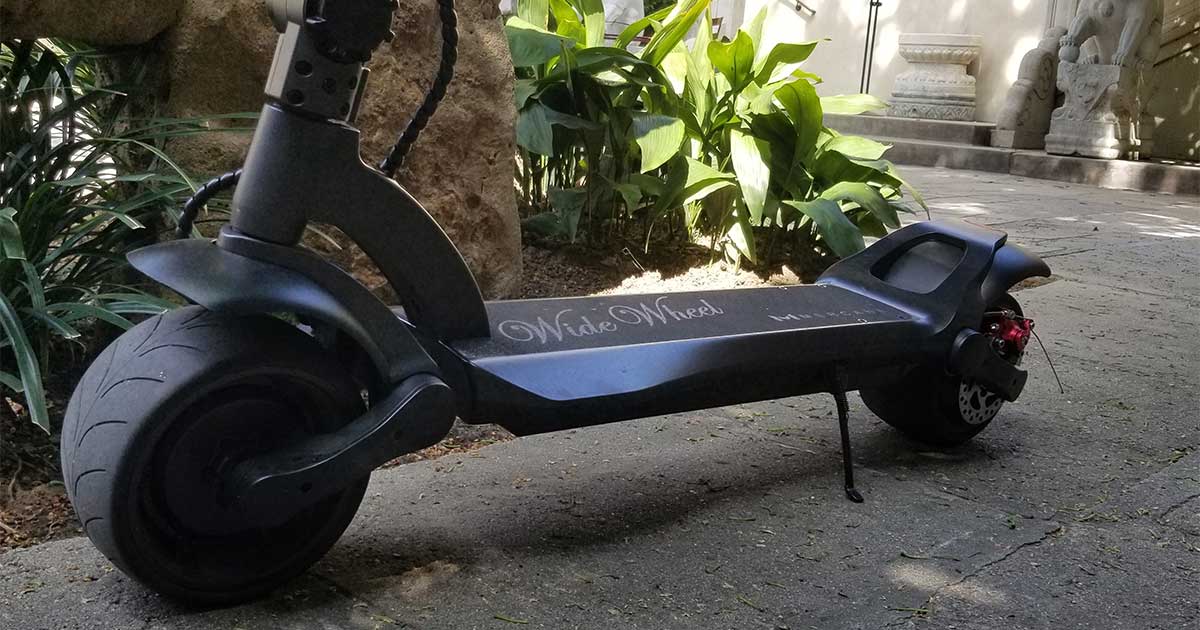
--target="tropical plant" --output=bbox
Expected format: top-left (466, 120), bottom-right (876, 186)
top-left (655, 9), bottom-right (927, 263)
top-left (0, 39), bottom-right (242, 432)
top-left (508, 0), bottom-right (702, 243)
top-left (506, 0), bottom-right (926, 264)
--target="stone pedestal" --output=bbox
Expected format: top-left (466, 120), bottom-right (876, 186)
top-left (1045, 63), bottom-right (1146, 159)
top-left (889, 33), bottom-right (982, 121)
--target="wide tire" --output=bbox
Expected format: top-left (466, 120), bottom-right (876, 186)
top-left (861, 294), bottom-right (1024, 448)
top-left (61, 306), bottom-right (368, 605)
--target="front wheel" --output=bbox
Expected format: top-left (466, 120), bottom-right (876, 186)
top-left (61, 306), bottom-right (368, 605)
top-left (861, 294), bottom-right (1030, 448)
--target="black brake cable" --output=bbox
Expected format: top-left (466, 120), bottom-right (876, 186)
top-left (175, 0), bottom-right (458, 239)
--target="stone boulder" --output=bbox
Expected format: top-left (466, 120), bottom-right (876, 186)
top-left (2, 0), bottom-right (522, 299)
top-left (0, 0), bottom-right (184, 45)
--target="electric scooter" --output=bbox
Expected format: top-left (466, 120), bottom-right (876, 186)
top-left (61, 0), bottom-right (1051, 605)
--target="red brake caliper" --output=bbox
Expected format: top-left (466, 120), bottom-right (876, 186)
top-left (986, 310), bottom-right (1034, 360)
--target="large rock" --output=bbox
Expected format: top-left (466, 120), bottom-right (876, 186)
top-left (2, 0), bottom-right (522, 299)
top-left (0, 0), bottom-right (184, 44)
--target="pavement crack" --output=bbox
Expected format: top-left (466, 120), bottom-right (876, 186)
top-left (1158, 492), bottom-right (1200, 522)
top-left (914, 522), bottom-right (1064, 619)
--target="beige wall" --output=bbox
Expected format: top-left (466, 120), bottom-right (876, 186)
top-left (736, 0), bottom-right (1060, 122)
top-left (726, 0), bottom-right (1198, 162)
top-left (1151, 0), bottom-right (1200, 162)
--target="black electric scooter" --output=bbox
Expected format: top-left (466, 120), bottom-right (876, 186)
top-left (61, 0), bottom-right (1051, 605)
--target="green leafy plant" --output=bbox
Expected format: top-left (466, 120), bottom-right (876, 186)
top-left (655, 9), bottom-right (927, 264)
top-left (0, 39), bottom-right (234, 432)
top-left (506, 0), bottom-right (925, 265)
top-left (508, 0), bottom-right (698, 244)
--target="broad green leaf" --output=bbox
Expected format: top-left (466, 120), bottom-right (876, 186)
top-left (855, 210), bottom-right (889, 238)
top-left (682, 157), bottom-right (736, 204)
top-left (662, 48), bottom-right (689, 96)
top-left (0, 207), bottom-right (27, 260)
top-left (629, 173), bottom-right (667, 197)
top-left (571, 0), bottom-right (606, 47)
top-left (514, 79), bottom-right (539, 109)
top-left (725, 203), bottom-right (757, 263)
top-left (518, 0), bottom-right (550, 30)
top-left (820, 94), bottom-right (889, 115)
top-left (613, 183), bottom-right (643, 213)
top-left (515, 104), bottom-right (555, 155)
top-left (683, 157), bottom-right (734, 188)
top-left (729, 129), bottom-right (772, 223)
top-left (783, 198), bottom-right (865, 258)
top-left (820, 181), bottom-right (899, 229)
top-left (875, 160), bottom-right (928, 213)
top-left (754, 41), bottom-right (819, 85)
top-left (543, 107), bottom-right (603, 131)
top-left (0, 292), bottom-right (48, 432)
top-left (549, 187), bottom-right (588, 242)
top-left (568, 46), bottom-right (652, 73)
top-left (684, 12), bottom-right (713, 121)
top-left (774, 80), bottom-right (822, 161)
top-left (823, 135), bottom-right (891, 160)
top-left (505, 17), bottom-right (576, 67)
top-left (549, 0), bottom-right (586, 42)
top-left (707, 30), bottom-right (755, 89)
top-left (630, 113), bottom-right (685, 173)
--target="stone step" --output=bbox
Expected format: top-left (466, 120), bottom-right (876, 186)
top-left (874, 137), bottom-right (1015, 173)
top-left (869, 137), bottom-right (1200, 196)
top-left (1009, 152), bottom-right (1200, 196)
top-left (825, 114), bottom-right (996, 146)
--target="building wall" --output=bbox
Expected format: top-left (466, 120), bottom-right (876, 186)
top-left (728, 0), bottom-right (1197, 161)
top-left (1150, 0), bottom-right (1200, 162)
top-left (734, 0), bottom-right (1060, 123)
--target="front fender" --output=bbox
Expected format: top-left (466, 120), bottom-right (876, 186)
top-left (128, 238), bottom-right (437, 383)
top-left (981, 243), bottom-right (1051, 306)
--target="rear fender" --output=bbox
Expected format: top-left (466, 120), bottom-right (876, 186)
top-left (981, 242), bottom-right (1051, 307)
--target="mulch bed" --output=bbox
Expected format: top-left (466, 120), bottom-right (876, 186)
top-left (1, 386), bottom-right (79, 552)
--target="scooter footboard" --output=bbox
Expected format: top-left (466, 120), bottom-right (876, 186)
top-left (451, 285), bottom-right (931, 434)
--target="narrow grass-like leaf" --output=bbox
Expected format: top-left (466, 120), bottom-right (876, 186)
top-left (0, 291), bottom-right (49, 432)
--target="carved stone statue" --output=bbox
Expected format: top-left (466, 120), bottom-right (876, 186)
top-left (1046, 0), bottom-right (1164, 158)
top-left (992, 27), bottom-right (1067, 149)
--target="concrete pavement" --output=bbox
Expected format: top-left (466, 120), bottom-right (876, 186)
top-left (2, 167), bottom-right (1197, 629)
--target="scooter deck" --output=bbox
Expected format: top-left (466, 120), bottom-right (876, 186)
top-left (451, 284), bottom-right (928, 434)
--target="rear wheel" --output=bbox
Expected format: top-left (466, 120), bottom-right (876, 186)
top-left (61, 306), bottom-right (368, 605)
top-left (861, 294), bottom-right (1029, 448)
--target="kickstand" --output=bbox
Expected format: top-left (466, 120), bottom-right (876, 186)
top-left (830, 367), bottom-right (864, 503)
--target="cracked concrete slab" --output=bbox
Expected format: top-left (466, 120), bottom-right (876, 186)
top-left (1, 167), bottom-right (1196, 629)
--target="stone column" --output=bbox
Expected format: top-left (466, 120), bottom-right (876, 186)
top-left (888, 33), bottom-right (983, 122)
